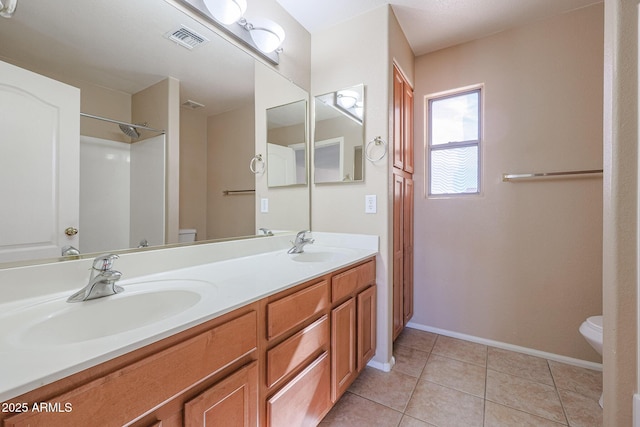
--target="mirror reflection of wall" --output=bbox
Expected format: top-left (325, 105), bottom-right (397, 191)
top-left (0, 0), bottom-right (311, 267)
top-left (313, 84), bottom-right (365, 183)
top-left (266, 100), bottom-right (307, 187)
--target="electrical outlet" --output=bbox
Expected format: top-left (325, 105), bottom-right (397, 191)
top-left (365, 195), bottom-right (377, 213)
top-left (261, 198), bottom-right (269, 213)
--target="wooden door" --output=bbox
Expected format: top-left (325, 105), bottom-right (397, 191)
top-left (357, 285), bottom-right (377, 371)
top-left (403, 82), bottom-right (414, 173)
top-left (393, 67), bottom-right (405, 170)
top-left (392, 172), bottom-right (405, 340)
top-left (184, 362), bottom-right (258, 427)
top-left (0, 60), bottom-right (80, 263)
top-left (331, 297), bottom-right (356, 402)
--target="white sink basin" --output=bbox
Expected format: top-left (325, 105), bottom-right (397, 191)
top-left (3, 279), bottom-right (217, 347)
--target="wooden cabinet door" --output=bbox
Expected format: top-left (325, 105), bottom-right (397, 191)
top-left (393, 172), bottom-right (405, 340)
top-left (184, 362), bottom-right (258, 427)
top-left (393, 67), bottom-right (405, 170)
top-left (331, 298), bottom-right (356, 402)
top-left (357, 285), bottom-right (377, 371)
top-left (403, 81), bottom-right (414, 174)
top-left (403, 177), bottom-right (414, 325)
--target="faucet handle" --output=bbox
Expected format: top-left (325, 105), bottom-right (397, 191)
top-left (92, 253), bottom-right (119, 271)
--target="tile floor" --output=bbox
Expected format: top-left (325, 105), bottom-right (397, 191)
top-left (320, 328), bottom-right (603, 427)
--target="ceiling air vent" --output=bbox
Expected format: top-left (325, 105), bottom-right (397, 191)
top-left (182, 99), bottom-right (205, 110)
top-left (165, 25), bottom-right (209, 50)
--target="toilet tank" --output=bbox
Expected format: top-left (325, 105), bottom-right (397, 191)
top-left (178, 228), bottom-right (197, 243)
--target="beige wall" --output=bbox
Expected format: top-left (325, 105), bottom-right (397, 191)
top-left (78, 83), bottom-right (131, 143)
top-left (412, 5), bottom-right (604, 362)
top-left (603, 0), bottom-right (638, 424)
top-left (132, 77), bottom-right (181, 244)
top-left (207, 103), bottom-right (256, 239)
top-left (179, 108), bottom-right (208, 240)
top-left (311, 5), bottom-right (414, 368)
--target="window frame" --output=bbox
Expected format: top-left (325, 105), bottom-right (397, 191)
top-left (427, 86), bottom-right (483, 197)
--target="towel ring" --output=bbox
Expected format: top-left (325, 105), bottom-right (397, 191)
top-left (365, 136), bottom-right (387, 162)
top-left (249, 154), bottom-right (265, 174)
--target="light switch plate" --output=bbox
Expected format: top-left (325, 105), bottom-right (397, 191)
top-left (261, 198), bottom-right (269, 213)
top-left (365, 195), bottom-right (377, 213)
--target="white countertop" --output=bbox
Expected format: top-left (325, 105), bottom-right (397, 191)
top-left (0, 232), bottom-right (378, 401)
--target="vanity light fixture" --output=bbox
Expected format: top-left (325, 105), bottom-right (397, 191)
top-left (202, 0), bottom-right (246, 25)
top-left (238, 17), bottom-right (285, 54)
top-left (176, 0), bottom-right (283, 64)
top-left (0, 0), bottom-right (17, 18)
top-left (336, 90), bottom-right (359, 109)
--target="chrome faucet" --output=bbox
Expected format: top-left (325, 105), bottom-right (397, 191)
top-left (288, 230), bottom-right (315, 254)
top-left (67, 254), bottom-right (124, 302)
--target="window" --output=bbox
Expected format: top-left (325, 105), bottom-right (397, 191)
top-left (428, 87), bottom-right (482, 196)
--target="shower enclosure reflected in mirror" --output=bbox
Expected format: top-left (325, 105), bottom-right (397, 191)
top-left (313, 84), bottom-right (365, 183)
top-left (266, 100), bottom-right (307, 187)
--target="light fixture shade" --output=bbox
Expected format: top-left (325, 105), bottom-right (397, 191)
top-left (337, 90), bottom-right (359, 109)
top-left (248, 18), bottom-right (285, 53)
top-left (203, 0), bottom-right (246, 25)
top-left (0, 0), bottom-right (18, 18)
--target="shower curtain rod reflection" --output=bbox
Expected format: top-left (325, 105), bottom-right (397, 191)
top-left (502, 169), bottom-right (603, 182)
top-left (80, 113), bottom-right (166, 134)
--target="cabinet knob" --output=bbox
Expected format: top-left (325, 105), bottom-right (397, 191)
top-left (65, 226), bottom-right (79, 236)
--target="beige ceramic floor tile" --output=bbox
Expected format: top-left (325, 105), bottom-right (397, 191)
top-left (399, 415), bottom-right (436, 427)
top-left (422, 354), bottom-right (486, 397)
top-left (393, 345), bottom-right (430, 378)
top-left (395, 328), bottom-right (437, 353)
top-left (486, 369), bottom-right (567, 424)
top-left (431, 335), bottom-right (487, 366)
top-left (488, 347), bottom-right (554, 385)
top-left (484, 401), bottom-right (568, 426)
top-left (405, 381), bottom-right (484, 427)
top-left (558, 389), bottom-right (603, 427)
top-left (549, 361), bottom-right (603, 401)
top-left (348, 366), bottom-right (419, 412)
top-left (319, 392), bottom-right (404, 427)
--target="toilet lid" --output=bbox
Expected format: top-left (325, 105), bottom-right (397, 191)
top-left (586, 316), bottom-right (602, 331)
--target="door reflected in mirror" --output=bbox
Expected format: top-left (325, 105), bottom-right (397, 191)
top-left (266, 100), bottom-right (308, 187)
top-left (313, 84), bottom-right (365, 183)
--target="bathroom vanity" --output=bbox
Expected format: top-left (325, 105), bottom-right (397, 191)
top-left (0, 233), bottom-right (377, 426)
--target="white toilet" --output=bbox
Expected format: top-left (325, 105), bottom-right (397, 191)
top-left (178, 228), bottom-right (197, 243)
top-left (579, 315), bottom-right (603, 408)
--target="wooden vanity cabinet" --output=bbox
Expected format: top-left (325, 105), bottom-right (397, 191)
top-left (2, 257), bottom-right (377, 427)
top-left (330, 260), bottom-right (377, 402)
top-left (2, 305), bottom-right (259, 427)
top-left (259, 257), bottom-right (377, 426)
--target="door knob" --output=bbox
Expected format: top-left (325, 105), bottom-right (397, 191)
top-left (65, 226), bottom-right (78, 236)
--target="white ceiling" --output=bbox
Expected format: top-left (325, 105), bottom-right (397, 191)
top-left (275, 0), bottom-right (603, 56)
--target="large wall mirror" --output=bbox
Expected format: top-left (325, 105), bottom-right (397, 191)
top-left (267, 100), bottom-right (308, 187)
top-left (0, 0), bottom-right (309, 267)
top-left (313, 84), bottom-right (365, 183)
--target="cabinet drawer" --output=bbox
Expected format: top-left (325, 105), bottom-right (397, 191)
top-left (267, 315), bottom-right (329, 388)
top-left (266, 352), bottom-right (331, 427)
top-left (267, 280), bottom-right (329, 340)
top-left (331, 260), bottom-right (375, 303)
top-left (4, 311), bottom-right (257, 427)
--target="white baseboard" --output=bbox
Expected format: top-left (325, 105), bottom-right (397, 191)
top-left (406, 321), bottom-right (603, 371)
top-left (367, 356), bottom-right (395, 372)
